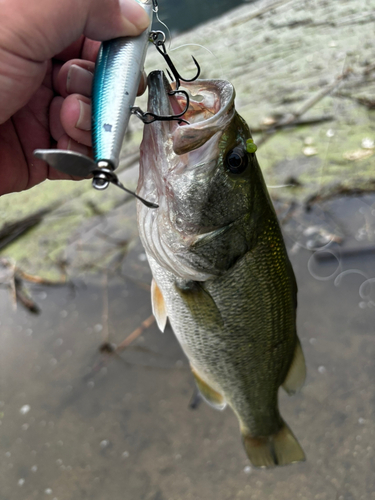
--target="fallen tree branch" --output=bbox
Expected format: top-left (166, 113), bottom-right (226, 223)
top-left (251, 114), bottom-right (334, 133)
top-left (256, 68), bottom-right (352, 147)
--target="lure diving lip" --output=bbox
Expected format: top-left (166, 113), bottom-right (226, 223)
top-left (32, 149), bottom-right (158, 208)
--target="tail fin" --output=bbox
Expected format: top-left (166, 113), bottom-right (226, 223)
top-left (242, 421), bottom-right (305, 468)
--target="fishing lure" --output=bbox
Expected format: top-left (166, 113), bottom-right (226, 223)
top-left (33, 0), bottom-right (200, 208)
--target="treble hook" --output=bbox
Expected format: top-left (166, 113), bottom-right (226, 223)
top-left (131, 88), bottom-right (190, 125)
top-left (150, 31), bottom-right (200, 89)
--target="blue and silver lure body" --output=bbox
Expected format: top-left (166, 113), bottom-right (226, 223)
top-left (34, 0), bottom-right (154, 191)
top-left (92, 0), bottom-right (153, 169)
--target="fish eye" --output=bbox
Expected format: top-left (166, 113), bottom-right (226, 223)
top-left (225, 147), bottom-right (248, 174)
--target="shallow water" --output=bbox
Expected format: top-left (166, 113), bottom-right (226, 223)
top-left (1, 196), bottom-right (374, 500)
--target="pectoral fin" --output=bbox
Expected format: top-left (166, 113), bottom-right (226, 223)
top-left (174, 280), bottom-right (224, 330)
top-left (282, 338), bottom-right (306, 395)
top-left (151, 279), bottom-right (167, 332)
top-left (191, 366), bottom-right (226, 410)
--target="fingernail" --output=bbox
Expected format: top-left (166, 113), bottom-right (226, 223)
top-left (76, 100), bottom-right (91, 131)
top-left (67, 64), bottom-right (93, 95)
top-left (119, 0), bottom-right (150, 33)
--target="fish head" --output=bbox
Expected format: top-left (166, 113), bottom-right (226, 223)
top-left (137, 70), bottom-right (269, 281)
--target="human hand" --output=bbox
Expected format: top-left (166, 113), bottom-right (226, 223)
top-left (0, 0), bottom-right (149, 196)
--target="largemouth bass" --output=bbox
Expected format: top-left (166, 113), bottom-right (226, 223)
top-left (137, 70), bottom-right (306, 468)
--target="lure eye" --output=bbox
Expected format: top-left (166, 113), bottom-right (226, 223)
top-left (225, 147), bottom-right (248, 174)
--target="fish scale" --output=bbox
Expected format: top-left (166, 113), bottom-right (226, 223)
top-left (150, 220), bottom-right (296, 435)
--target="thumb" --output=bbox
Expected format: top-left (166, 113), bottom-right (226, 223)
top-left (0, 0), bottom-right (150, 123)
top-left (0, 0), bottom-right (150, 61)
top-left (84, 0), bottom-right (151, 42)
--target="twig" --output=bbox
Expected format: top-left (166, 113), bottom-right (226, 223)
top-left (15, 269), bottom-right (66, 286)
top-left (94, 314), bottom-right (156, 373)
top-left (14, 278), bottom-right (40, 314)
top-left (251, 114), bottom-right (334, 133)
top-left (115, 315), bottom-right (155, 353)
top-left (95, 230), bottom-right (129, 247)
top-left (305, 179), bottom-right (375, 209)
top-left (0, 257), bottom-right (67, 313)
top-left (257, 69), bottom-right (352, 147)
top-left (334, 91), bottom-right (375, 109)
top-left (119, 273), bottom-right (151, 292)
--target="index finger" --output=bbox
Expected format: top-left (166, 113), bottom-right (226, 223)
top-left (54, 36), bottom-right (101, 63)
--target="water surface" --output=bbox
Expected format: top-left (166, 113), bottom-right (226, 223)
top-left (155, 0), bottom-right (253, 33)
top-left (1, 196), bottom-right (374, 499)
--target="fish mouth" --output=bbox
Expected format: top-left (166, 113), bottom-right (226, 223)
top-left (138, 72), bottom-right (239, 279)
top-left (146, 70), bottom-right (235, 155)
